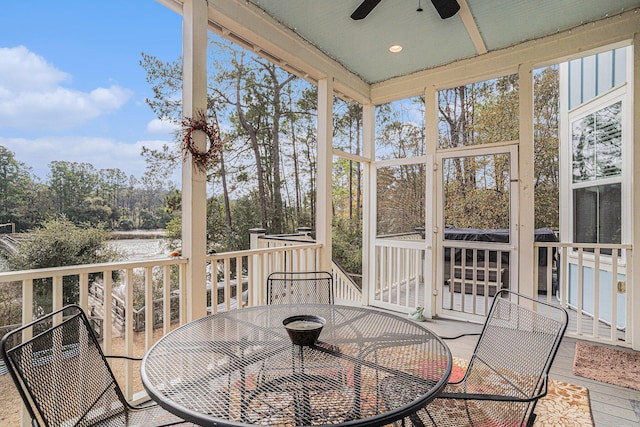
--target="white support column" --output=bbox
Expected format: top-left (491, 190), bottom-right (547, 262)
top-left (424, 85), bottom-right (438, 318)
top-left (316, 77), bottom-right (334, 273)
top-left (181, 0), bottom-right (208, 321)
top-left (558, 62), bottom-right (570, 245)
top-left (518, 63), bottom-right (535, 298)
top-left (631, 34), bottom-right (639, 350)
top-left (362, 103), bottom-right (375, 306)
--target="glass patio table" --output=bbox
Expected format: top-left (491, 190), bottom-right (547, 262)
top-left (141, 304), bottom-right (452, 427)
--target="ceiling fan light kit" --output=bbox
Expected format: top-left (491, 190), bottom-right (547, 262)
top-left (350, 0), bottom-right (460, 20)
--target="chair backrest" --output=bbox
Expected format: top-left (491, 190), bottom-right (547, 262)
top-left (1, 305), bottom-right (129, 426)
top-left (466, 289), bottom-right (568, 413)
top-left (266, 271), bottom-right (334, 304)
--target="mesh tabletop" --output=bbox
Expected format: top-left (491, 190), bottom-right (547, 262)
top-left (141, 304), bottom-right (451, 427)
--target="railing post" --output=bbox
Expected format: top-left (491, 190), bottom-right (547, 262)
top-left (249, 228), bottom-right (266, 250)
top-left (20, 279), bottom-right (33, 427)
top-left (250, 228), bottom-right (267, 250)
top-left (297, 227), bottom-right (314, 269)
top-left (249, 228), bottom-right (267, 306)
top-left (415, 226), bottom-right (426, 292)
top-left (297, 227), bottom-right (312, 238)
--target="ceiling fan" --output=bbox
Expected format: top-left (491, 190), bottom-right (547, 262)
top-left (351, 0), bottom-right (460, 20)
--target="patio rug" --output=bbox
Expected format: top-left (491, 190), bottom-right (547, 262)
top-left (451, 358), bottom-right (593, 427)
top-left (573, 341), bottom-right (640, 391)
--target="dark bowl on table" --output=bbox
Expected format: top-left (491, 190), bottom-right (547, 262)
top-left (283, 315), bottom-right (326, 346)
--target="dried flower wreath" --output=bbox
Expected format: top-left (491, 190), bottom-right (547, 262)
top-left (181, 111), bottom-right (223, 172)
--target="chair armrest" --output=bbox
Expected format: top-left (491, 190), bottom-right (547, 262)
top-left (439, 374), bottom-right (549, 403)
top-left (105, 354), bottom-right (143, 362)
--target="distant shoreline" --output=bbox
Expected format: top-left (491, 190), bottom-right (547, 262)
top-left (109, 230), bottom-right (166, 240)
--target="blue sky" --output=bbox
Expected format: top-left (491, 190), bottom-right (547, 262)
top-left (0, 0), bottom-right (183, 181)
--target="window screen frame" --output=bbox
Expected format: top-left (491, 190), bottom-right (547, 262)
top-left (567, 84), bottom-right (629, 257)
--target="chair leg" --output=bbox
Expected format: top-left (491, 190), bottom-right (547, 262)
top-left (526, 412), bottom-right (537, 427)
top-left (392, 413), bottom-right (424, 427)
top-left (409, 412), bottom-right (426, 427)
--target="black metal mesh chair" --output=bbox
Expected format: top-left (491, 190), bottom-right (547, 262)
top-left (0, 305), bottom-right (186, 427)
top-left (261, 272), bottom-right (342, 391)
top-left (382, 289), bottom-right (568, 427)
top-left (266, 271), bottom-right (334, 304)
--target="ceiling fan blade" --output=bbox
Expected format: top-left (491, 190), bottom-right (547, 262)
top-left (350, 0), bottom-right (383, 20)
top-left (431, 0), bottom-right (460, 19)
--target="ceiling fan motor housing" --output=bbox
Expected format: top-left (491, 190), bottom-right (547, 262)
top-left (351, 0), bottom-right (460, 20)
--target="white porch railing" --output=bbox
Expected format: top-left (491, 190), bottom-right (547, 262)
top-left (534, 242), bottom-right (633, 348)
top-left (0, 236), bottom-right (634, 425)
top-left (0, 258), bottom-right (188, 402)
top-left (372, 232), bottom-right (425, 313)
top-left (253, 229), bottom-right (363, 305)
top-left (331, 261), bottom-right (362, 303)
top-left (0, 237), bottom-right (362, 417)
top-left (371, 232), bottom-right (634, 348)
top-left (207, 241), bottom-right (323, 309)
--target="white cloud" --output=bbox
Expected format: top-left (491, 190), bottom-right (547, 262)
top-left (0, 45), bottom-right (69, 91)
top-left (0, 136), bottom-right (180, 183)
top-left (0, 46), bottom-right (132, 130)
top-left (146, 118), bottom-right (179, 135)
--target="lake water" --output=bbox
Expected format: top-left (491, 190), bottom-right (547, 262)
top-left (108, 238), bottom-right (168, 261)
top-left (0, 234), bottom-right (169, 272)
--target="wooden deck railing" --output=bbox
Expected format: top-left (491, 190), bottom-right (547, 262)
top-left (331, 260), bottom-right (362, 303)
top-left (0, 237), bottom-right (364, 409)
top-left (207, 241), bottom-right (323, 310)
top-left (0, 236), bottom-right (635, 421)
top-left (255, 231), bottom-right (363, 305)
top-left (534, 242), bottom-right (633, 348)
top-left (0, 258), bottom-right (188, 402)
top-left (373, 232), bottom-right (425, 312)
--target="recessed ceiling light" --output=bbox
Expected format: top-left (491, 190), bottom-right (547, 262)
top-left (389, 44), bottom-right (403, 53)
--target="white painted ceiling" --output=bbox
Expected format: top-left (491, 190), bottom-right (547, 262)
top-left (247, 0), bottom-right (640, 84)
